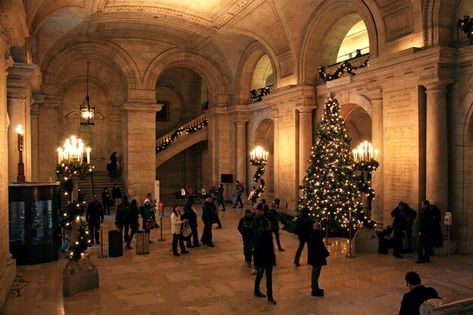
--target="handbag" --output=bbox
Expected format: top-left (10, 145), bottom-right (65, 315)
top-left (182, 222), bottom-right (192, 238)
top-left (146, 219), bottom-right (158, 230)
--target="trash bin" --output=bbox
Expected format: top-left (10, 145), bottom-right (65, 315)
top-left (108, 230), bottom-right (123, 257)
top-left (136, 231), bottom-right (149, 255)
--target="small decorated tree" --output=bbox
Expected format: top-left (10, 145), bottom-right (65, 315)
top-left (297, 93), bottom-right (374, 236)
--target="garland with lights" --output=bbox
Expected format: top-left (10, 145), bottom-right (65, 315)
top-left (297, 93), bottom-right (375, 237)
top-left (250, 158), bottom-right (266, 198)
top-left (354, 160), bottom-right (379, 204)
top-left (318, 57), bottom-right (369, 82)
top-left (156, 118), bottom-right (208, 152)
top-left (250, 86), bottom-right (271, 102)
top-left (458, 16), bottom-right (473, 44)
top-left (60, 202), bottom-right (91, 261)
top-left (56, 161), bottom-right (94, 200)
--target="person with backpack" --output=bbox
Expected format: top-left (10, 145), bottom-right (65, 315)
top-left (233, 180), bottom-right (244, 208)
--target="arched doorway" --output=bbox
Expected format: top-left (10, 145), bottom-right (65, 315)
top-left (342, 103), bottom-right (372, 147)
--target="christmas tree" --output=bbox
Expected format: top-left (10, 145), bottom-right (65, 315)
top-left (297, 93), bottom-right (374, 236)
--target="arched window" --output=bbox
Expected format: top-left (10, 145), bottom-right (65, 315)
top-left (251, 55), bottom-right (273, 90)
top-left (336, 19), bottom-right (369, 62)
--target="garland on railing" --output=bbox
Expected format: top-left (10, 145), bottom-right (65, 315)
top-left (318, 57), bottom-right (370, 82)
top-left (60, 202), bottom-right (91, 260)
top-left (156, 118), bottom-right (208, 152)
top-left (353, 160), bottom-right (379, 205)
top-left (458, 16), bottom-right (473, 44)
top-left (250, 86), bottom-right (271, 102)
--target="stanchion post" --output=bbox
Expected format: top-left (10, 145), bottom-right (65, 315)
top-left (97, 227), bottom-right (107, 258)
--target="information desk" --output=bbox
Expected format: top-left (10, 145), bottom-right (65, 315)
top-left (9, 182), bottom-right (60, 265)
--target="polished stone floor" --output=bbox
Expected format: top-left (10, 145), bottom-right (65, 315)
top-left (3, 207), bottom-right (473, 315)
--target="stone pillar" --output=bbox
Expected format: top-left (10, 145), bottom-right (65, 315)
top-left (272, 108), bottom-right (280, 200)
top-left (425, 83), bottom-right (448, 210)
top-left (123, 93), bottom-right (160, 201)
top-left (368, 90), bottom-right (384, 225)
top-left (30, 94), bottom-right (44, 181)
top-left (235, 119), bottom-right (248, 187)
top-left (297, 108), bottom-right (314, 186)
top-left (7, 63), bottom-right (35, 182)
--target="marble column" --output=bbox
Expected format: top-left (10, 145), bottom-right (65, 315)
top-left (7, 63), bottom-right (35, 182)
top-left (235, 119), bottom-right (248, 187)
top-left (30, 94), bottom-right (44, 182)
top-left (297, 108), bottom-right (314, 186)
top-left (425, 83), bottom-right (448, 211)
top-left (272, 108), bottom-right (280, 201)
top-left (0, 54), bottom-right (16, 312)
top-left (369, 91), bottom-right (384, 225)
top-left (123, 98), bottom-right (160, 201)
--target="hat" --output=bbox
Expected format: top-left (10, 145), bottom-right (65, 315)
top-left (144, 198), bottom-right (151, 204)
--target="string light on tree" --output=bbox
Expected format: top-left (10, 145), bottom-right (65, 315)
top-left (297, 93), bottom-right (375, 241)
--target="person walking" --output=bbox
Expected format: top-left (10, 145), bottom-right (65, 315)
top-left (101, 187), bottom-right (112, 215)
top-left (253, 219), bottom-right (277, 305)
top-left (126, 199), bottom-right (140, 249)
top-left (86, 195), bottom-right (104, 245)
top-left (238, 209), bottom-right (255, 267)
top-left (233, 180), bottom-right (244, 208)
top-left (294, 208), bottom-right (313, 266)
top-left (201, 195), bottom-right (215, 247)
top-left (268, 199), bottom-right (284, 251)
top-left (307, 222), bottom-right (330, 297)
top-left (216, 184), bottom-right (226, 211)
top-left (107, 152), bottom-right (118, 178)
top-left (111, 184), bottom-right (122, 209)
top-left (115, 196), bottom-right (130, 247)
top-left (170, 205), bottom-right (189, 256)
top-left (416, 200), bottom-right (434, 263)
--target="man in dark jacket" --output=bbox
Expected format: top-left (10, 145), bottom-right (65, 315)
top-left (238, 209), bottom-right (255, 267)
top-left (417, 200), bottom-right (434, 263)
top-left (401, 202), bottom-right (417, 253)
top-left (391, 203), bottom-right (407, 258)
top-left (268, 198), bottom-right (284, 251)
top-left (86, 195), bottom-right (104, 244)
top-left (294, 208), bottom-right (313, 266)
top-left (307, 222), bottom-right (329, 297)
top-left (253, 219), bottom-right (277, 305)
top-left (201, 195), bottom-right (215, 247)
top-left (182, 197), bottom-right (200, 248)
top-left (111, 184), bottom-right (122, 209)
top-left (398, 271), bottom-right (440, 315)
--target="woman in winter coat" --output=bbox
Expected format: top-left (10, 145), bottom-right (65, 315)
top-left (170, 206), bottom-right (189, 256)
top-left (307, 222), bottom-right (330, 297)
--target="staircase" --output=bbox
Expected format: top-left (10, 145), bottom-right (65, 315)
top-left (78, 171), bottom-right (126, 202)
top-left (156, 113), bottom-right (208, 167)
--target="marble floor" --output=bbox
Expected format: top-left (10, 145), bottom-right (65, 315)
top-left (3, 207), bottom-right (473, 315)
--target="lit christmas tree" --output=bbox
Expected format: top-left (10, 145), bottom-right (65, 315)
top-left (297, 93), bottom-right (374, 236)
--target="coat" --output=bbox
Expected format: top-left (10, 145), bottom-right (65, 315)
top-left (398, 285), bottom-right (440, 315)
top-left (253, 229), bottom-right (276, 267)
top-left (307, 229), bottom-right (329, 267)
top-left (238, 215), bottom-right (255, 242)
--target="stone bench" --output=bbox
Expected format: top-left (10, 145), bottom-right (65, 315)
top-left (420, 297), bottom-right (473, 315)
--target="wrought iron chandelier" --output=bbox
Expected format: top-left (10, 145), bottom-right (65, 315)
top-left (79, 61), bottom-right (95, 125)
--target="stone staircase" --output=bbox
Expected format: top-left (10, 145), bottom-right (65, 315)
top-left (78, 171), bottom-right (125, 202)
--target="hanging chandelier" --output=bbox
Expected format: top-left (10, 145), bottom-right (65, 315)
top-left (80, 61), bottom-right (95, 125)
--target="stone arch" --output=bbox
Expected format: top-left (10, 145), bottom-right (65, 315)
top-left (423, 0), bottom-right (463, 47)
top-left (342, 103), bottom-right (372, 148)
top-left (234, 41), bottom-right (277, 104)
top-left (249, 116), bottom-right (275, 201)
top-left (41, 40), bottom-right (139, 89)
top-left (299, 0), bottom-right (382, 85)
top-left (144, 49), bottom-right (232, 107)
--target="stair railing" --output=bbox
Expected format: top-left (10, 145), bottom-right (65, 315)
top-left (156, 113), bottom-right (208, 152)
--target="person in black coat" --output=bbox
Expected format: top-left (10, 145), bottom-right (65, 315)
top-left (101, 187), bottom-right (112, 215)
top-left (294, 208), bottom-right (313, 266)
top-left (182, 197), bottom-right (200, 248)
top-left (268, 199), bottom-right (284, 251)
top-left (401, 202), bottom-right (417, 253)
top-left (115, 195), bottom-right (130, 246)
top-left (86, 195), bottom-right (104, 244)
top-left (238, 209), bottom-right (255, 267)
top-left (307, 222), bottom-right (330, 297)
top-left (201, 195), bottom-right (215, 247)
top-left (126, 199), bottom-right (140, 249)
top-left (253, 219), bottom-right (277, 305)
top-left (417, 200), bottom-right (434, 263)
top-left (391, 203), bottom-right (407, 258)
top-left (398, 271), bottom-right (440, 315)
top-left (111, 184), bottom-right (122, 208)
top-left (431, 204), bottom-right (443, 249)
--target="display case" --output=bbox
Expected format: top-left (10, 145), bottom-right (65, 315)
top-left (9, 182), bottom-right (61, 265)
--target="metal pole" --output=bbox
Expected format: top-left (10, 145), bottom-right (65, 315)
top-left (97, 226), bottom-right (107, 258)
top-left (346, 207), bottom-right (355, 258)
